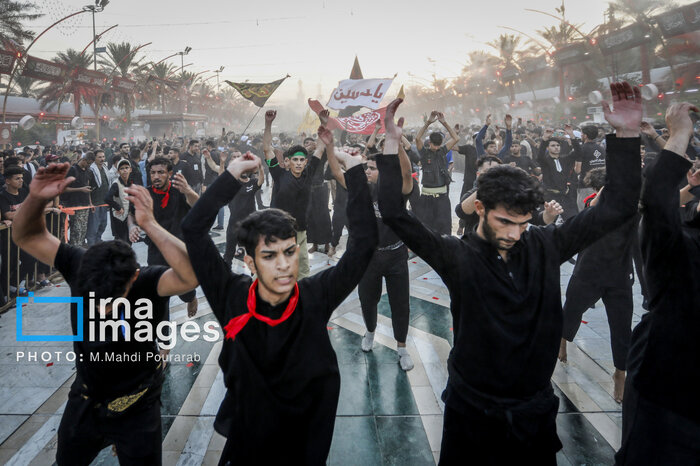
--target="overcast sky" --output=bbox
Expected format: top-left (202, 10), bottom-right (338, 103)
top-left (26, 0), bottom-right (692, 104)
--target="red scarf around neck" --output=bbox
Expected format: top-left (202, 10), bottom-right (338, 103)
top-left (152, 182), bottom-right (171, 209)
top-left (223, 279), bottom-right (299, 341)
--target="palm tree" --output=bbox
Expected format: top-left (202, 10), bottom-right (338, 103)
top-left (98, 41), bottom-right (147, 123)
top-left (11, 74), bottom-right (36, 97)
top-left (37, 48), bottom-right (93, 116)
top-left (488, 34), bottom-right (522, 101)
top-left (0, 0), bottom-right (41, 46)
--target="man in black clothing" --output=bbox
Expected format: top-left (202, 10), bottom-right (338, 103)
top-left (12, 163), bottom-right (198, 466)
top-left (263, 110), bottom-right (322, 279)
top-left (62, 155), bottom-right (94, 246)
top-left (616, 102), bottom-right (700, 465)
top-left (128, 148), bottom-right (144, 186)
top-left (414, 110), bottom-right (459, 235)
top-left (575, 125), bottom-right (606, 210)
top-left (558, 167), bottom-right (637, 404)
top-left (180, 135), bottom-right (377, 465)
top-left (536, 129), bottom-right (580, 220)
top-left (167, 147), bottom-right (195, 183)
top-left (377, 85), bottom-right (642, 464)
top-left (130, 157), bottom-right (200, 318)
top-left (181, 139), bottom-right (203, 193)
top-left (504, 140), bottom-right (539, 175)
top-left (222, 149), bottom-right (263, 268)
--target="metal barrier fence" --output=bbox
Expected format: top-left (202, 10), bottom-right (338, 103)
top-left (0, 211), bottom-right (63, 312)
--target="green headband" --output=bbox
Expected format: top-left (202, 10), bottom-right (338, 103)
top-left (288, 151), bottom-right (307, 158)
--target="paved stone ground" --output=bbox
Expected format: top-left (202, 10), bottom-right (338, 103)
top-left (0, 172), bottom-right (643, 465)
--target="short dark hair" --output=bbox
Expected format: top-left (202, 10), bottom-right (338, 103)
top-left (206, 140), bottom-right (216, 147)
top-left (119, 143), bottom-right (129, 149)
top-left (429, 132), bottom-right (443, 147)
top-left (236, 209), bottom-right (298, 258)
top-left (77, 240), bottom-right (139, 301)
top-left (477, 165), bottom-right (544, 215)
top-left (5, 156), bottom-right (21, 167)
top-left (483, 140), bottom-right (497, 151)
top-left (4, 166), bottom-right (24, 178)
top-left (169, 147), bottom-right (180, 155)
top-left (303, 137), bottom-right (315, 145)
top-left (188, 139), bottom-right (199, 147)
top-left (147, 157), bottom-right (173, 172)
top-left (85, 152), bottom-right (96, 163)
top-left (584, 167), bottom-right (606, 191)
top-left (129, 148), bottom-right (141, 160)
top-left (94, 149), bottom-right (105, 157)
top-left (477, 155), bottom-right (502, 168)
top-left (283, 145), bottom-right (308, 159)
top-left (582, 126), bottom-right (598, 140)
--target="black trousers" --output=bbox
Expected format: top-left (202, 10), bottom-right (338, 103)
top-left (417, 192), bottom-right (452, 235)
top-left (562, 275), bottom-right (633, 370)
top-left (615, 380), bottom-right (700, 465)
top-left (56, 386), bottom-right (162, 465)
top-left (331, 185), bottom-right (347, 247)
top-left (306, 183), bottom-right (332, 245)
top-left (110, 215), bottom-right (131, 245)
top-left (358, 247), bottom-right (410, 343)
top-left (147, 244), bottom-right (196, 303)
top-left (439, 403), bottom-right (558, 466)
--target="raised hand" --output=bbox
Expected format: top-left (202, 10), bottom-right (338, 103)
top-left (318, 125), bottom-right (333, 147)
top-left (334, 149), bottom-right (362, 170)
top-left (544, 200), bottom-right (564, 217)
top-left (485, 114), bottom-right (492, 126)
top-left (665, 102), bottom-right (699, 140)
top-left (436, 112), bottom-right (446, 124)
top-left (602, 81), bottom-right (642, 138)
top-left (319, 109), bottom-right (330, 126)
top-left (227, 151), bottom-right (261, 181)
top-left (29, 163), bottom-right (74, 201)
top-left (687, 165), bottom-right (700, 187)
top-left (172, 173), bottom-right (192, 193)
top-left (504, 114), bottom-right (513, 129)
top-left (640, 121), bottom-right (658, 138)
top-left (564, 124), bottom-right (574, 138)
top-left (383, 98), bottom-right (404, 155)
top-left (428, 110), bottom-right (439, 124)
top-left (125, 184), bottom-right (156, 230)
top-left (265, 110), bottom-right (277, 124)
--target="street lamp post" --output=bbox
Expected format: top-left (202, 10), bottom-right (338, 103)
top-left (214, 66), bottom-right (225, 93)
top-left (178, 46), bottom-right (192, 75)
top-left (82, 0), bottom-right (110, 71)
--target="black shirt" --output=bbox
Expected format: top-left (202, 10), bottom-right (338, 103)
top-left (419, 146), bottom-right (450, 188)
top-left (504, 154), bottom-right (539, 175)
top-left (181, 151), bottom-right (203, 188)
top-left (457, 144), bottom-right (478, 192)
top-left (148, 183), bottom-right (190, 239)
top-left (0, 189), bottom-right (27, 220)
top-left (62, 164), bottom-right (92, 207)
top-left (181, 166), bottom-right (377, 459)
top-left (535, 139), bottom-right (579, 193)
top-left (228, 178), bottom-right (260, 221)
top-left (90, 164), bottom-right (110, 205)
top-left (172, 159), bottom-right (195, 186)
top-left (54, 243), bottom-right (170, 400)
top-left (577, 141), bottom-right (606, 183)
top-left (203, 150), bottom-right (222, 186)
top-left (128, 159), bottom-right (144, 186)
top-left (269, 156), bottom-right (320, 231)
top-left (377, 135), bottom-right (641, 406)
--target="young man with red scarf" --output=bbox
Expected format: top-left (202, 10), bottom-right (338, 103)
top-left (181, 129), bottom-right (377, 465)
top-left (129, 156), bottom-right (200, 317)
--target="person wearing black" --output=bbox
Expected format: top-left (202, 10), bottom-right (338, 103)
top-left (558, 167), bottom-right (637, 404)
top-left (306, 148), bottom-right (333, 256)
top-left (377, 86), bottom-right (642, 464)
top-left (263, 109), bottom-right (322, 279)
top-left (536, 127), bottom-right (580, 220)
top-left (202, 140), bottom-right (226, 229)
top-left (12, 163), bottom-right (198, 466)
top-left (167, 147), bottom-right (195, 183)
top-left (455, 135), bottom-right (478, 236)
top-left (86, 150), bottom-right (110, 246)
top-left (414, 110), bottom-right (459, 235)
top-left (504, 140), bottom-right (539, 175)
top-left (62, 155), bottom-right (94, 247)
top-left (181, 139), bottom-right (203, 193)
top-left (180, 131), bottom-right (377, 465)
top-left (130, 157), bottom-right (200, 318)
top-left (615, 102), bottom-right (700, 465)
top-left (127, 148), bottom-right (144, 186)
top-left (222, 149), bottom-right (263, 268)
top-left (575, 125), bottom-right (606, 210)
top-left (103, 159), bottom-right (133, 244)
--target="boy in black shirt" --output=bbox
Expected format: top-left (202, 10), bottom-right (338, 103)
top-left (181, 133), bottom-right (377, 465)
top-left (12, 163), bottom-right (198, 465)
top-left (377, 85), bottom-right (642, 464)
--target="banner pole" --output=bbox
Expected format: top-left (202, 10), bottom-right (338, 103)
top-left (240, 106), bottom-right (264, 138)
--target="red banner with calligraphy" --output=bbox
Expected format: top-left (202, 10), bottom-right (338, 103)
top-left (0, 50), bottom-right (16, 75)
top-left (308, 99), bottom-right (387, 135)
top-left (111, 76), bottom-right (137, 93)
top-left (20, 55), bottom-right (68, 82)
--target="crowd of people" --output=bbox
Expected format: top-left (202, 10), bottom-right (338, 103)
top-left (3, 80), bottom-right (700, 464)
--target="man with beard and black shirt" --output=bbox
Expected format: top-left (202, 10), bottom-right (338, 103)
top-left (62, 155), bottom-right (94, 246)
top-left (575, 125), bottom-right (606, 209)
top-left (536, 126), bottom-right (580, 220)
top-left (181, 139), bottom-right (203, 194)
top-left (377, 84), bottom-right (642, 464)
top-left (504, 140), bottom-right (539, 175)
top-left (222, 149), bottom-right (264, 268)
top-left (263, 109), bottom-right (322, 279)
top-left (129, 157), bottom-right (200, 317)
top-left (12, 163), bottom-right (198, 465)
top-left (615, 102), bottom-right (700, 465)
top-left (167, 147), bottom-right (195, 183)
top-left (180, 133), bottom-right (377, 465)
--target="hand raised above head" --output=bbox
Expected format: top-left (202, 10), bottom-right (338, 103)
top-left (383, 99), bottom-right (404, 154)
top-left (265, 110), bottom-right (277, 123)
top-left (318, 125), bottom-right (333, 147)
top-left (319, 109), bottom-right (330, 126)
top-left (29, 162), bottom-right (74, 201)
top-left (602, 81), bottom-right (642, 137)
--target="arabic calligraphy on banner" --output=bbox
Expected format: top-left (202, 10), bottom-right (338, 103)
top-left (224, 76), bottom-right (288, 108)
top-left (308, 99), bottom-right (387, 135)
top-left (111, 76), bottom-right (136, 93)
top-left (21, 55), bottom-right (68, 82)
top-left (327, 78), bottom-right (393, 110)
top-left (0, 50), bottom-right (16, 75)
top-left (72, 67), bottom-right (108, 89)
